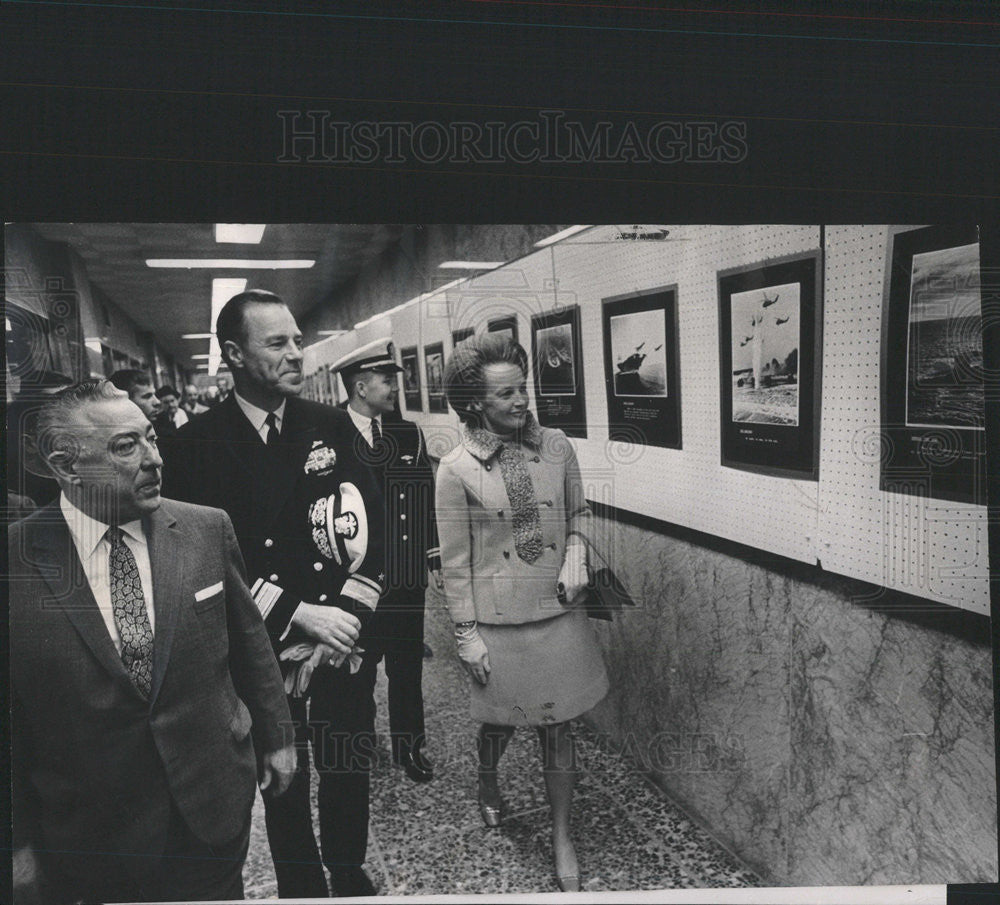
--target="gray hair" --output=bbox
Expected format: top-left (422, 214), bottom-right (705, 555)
top-left (34, 379), bottom-right (127, 471)
top-left (443, 333), bottom-right (528, 424)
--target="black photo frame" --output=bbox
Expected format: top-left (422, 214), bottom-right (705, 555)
top-left (424, 341), bottom-right (447, 413)
top-left (487, 314), bottom-right (519, 347)
top-left (880, 225), bottom-right (985, 505)
top-left (451, 326), bottom-right (474, 347)
top-left (530, 305), bottom-right (587, 438)
top-left (400, 345), bottom-right (422, 413)
top-left (717, 252), bottom-right (822, 480)
top-left (602, 287), bottom-right (682, 450)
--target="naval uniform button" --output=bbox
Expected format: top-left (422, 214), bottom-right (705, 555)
top-left (484, 464), bottom-right (491, 471)
top-left (264, 538), bottom-right (274, 548)
top-left (402, 534), bottom-right (409, 541)
top-left (269, 573), bottom-right (279, 582)
top-left (399, 513), bottom-right (407, 521)
top-left (319, 594), bottom-right (328, 602)
top-left (399, 493), bottom-right (405, 500)
top-left (313, 562), bottom-right (324, 571)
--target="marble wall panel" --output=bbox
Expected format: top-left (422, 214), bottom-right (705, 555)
top-left (587, 519), bottom-right (793, 880)
top-left (583, 514), bottom-right (997, 885)
top-left (788, 589), bottom-right (997, 884)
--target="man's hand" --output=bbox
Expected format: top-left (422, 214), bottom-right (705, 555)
top-left (291, 603), bottom-right (360, 653)
top-left (259, 743), bottom-right (297, 797)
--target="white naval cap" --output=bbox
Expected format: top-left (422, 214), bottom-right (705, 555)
top-left (330, 337), bottom-right (403, 375)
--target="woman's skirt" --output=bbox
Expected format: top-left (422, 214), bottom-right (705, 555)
top-left (471, 607), bottom-right (609, 726)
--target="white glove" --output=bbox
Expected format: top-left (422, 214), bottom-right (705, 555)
top-left (557, 542), bottom-right (588, 605)
top-left (455, 624), bottom-right (491, 685)
top-left (280, 641), bottom-right (364, 696)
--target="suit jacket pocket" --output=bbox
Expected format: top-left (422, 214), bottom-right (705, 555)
top-left (194, 591), bottom-right (224, 614)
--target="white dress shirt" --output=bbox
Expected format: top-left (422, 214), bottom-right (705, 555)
top-left (234, 391), bottom-right (286, 442)
top-left (172, 408), bottom-right (189, 428)
top-left (347, 403), bottom-right (381, 448)
top-left (60, 493), bottom-right (156, 655)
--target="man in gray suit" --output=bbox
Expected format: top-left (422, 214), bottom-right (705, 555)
top-left (10, 379), bottom-right (295, 904)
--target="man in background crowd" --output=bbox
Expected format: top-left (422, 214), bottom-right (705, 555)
top-left (214, 374), bottom-right (232, 404)
top-left (182, 382), bottom-right (208, 416)
top-left (156, 384), bottom-right (189, 431)
top-left (109, 368), bottom-right (161, 422)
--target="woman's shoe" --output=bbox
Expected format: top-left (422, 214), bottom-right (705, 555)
top-left (477, 773), bottom-right (503, 828)
top-left (553, 837), bottom-right (580, 891)
top-left (556, 874), bottom-right (581, 892)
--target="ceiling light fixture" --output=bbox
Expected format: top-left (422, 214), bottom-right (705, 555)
top-left (437, 261), bottom-right (505, 270)
top-left (208, 278), bottom-right (248, 376)
top-left (533, 225), bottom-right (591, 248)
top-left (181, 332), bottom-right (214, 339)
top-left (214, 224), bottom-right (267, 244)
top-left (146, 259), bottom-right (314, 269)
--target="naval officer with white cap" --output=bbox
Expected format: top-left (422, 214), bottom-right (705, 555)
top-left (333, 338), bottom-right (442, 786)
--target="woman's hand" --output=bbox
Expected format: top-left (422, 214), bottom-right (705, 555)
top-left (557, 542), bottom-right (588, 605)
top-left (455, 623), bottom-right (491, 684)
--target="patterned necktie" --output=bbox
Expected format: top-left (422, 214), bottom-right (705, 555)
top-left (370, 417), bottom-right (383, 449)
top-left (265, 411), bottom-right (280, 446)
top-left (497, 445), bottom-right (543, 563)
top-left (107, 527), bottom-right (154, 697)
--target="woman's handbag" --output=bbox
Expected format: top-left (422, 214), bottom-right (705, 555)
top-left (581, 561), bottom-right (636, 621)
top-left (575, 534), bottom-right (637, 621)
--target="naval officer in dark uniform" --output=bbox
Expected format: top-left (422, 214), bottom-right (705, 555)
top-left (159, 289), bottom-right (385, 898)
top-left (333, 339), bottom-right (442, 784)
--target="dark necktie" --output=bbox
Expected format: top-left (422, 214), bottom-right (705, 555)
top-left (107, 527), bottom-right (154, 697)
top-left (370, 417), bottom-right (382, 449)
top-left (265, 411), bottom-right (280, 446)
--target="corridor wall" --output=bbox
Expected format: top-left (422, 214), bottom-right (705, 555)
top-left (300, 224), bottom-right (995, 884)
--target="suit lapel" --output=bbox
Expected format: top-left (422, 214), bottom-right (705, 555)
top-left (217, 394), bottom-right (264, 477)
top-left (147, 502), bottom-right (184, 706)
top-left (28, 504), bottom-right (143, 699)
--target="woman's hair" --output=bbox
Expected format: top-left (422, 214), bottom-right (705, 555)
top-left (443, 332), bottom-right (528, 424)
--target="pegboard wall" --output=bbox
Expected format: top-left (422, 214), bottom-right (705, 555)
top-left (818, 226), bottom-right (989, 614)
top-left (302, 226), bottom-right (990, 615)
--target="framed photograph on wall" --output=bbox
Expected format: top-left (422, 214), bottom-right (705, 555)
top-left (451, 326), bottom-right (474, 347)
top-left (424, 341), bottom-right (447, 413)
top-left (530, 305), bottom-right (587, 438)
top-left (880, 224), bottom-right (985, 505)
top-left (400, 345), bottom-right (422, 412)
top-left (602, 287), bottom-right (681, 449)
top-left (718, 252), bottom-right (822, 479)
top-left (487, 314), bottom-right (518, 346)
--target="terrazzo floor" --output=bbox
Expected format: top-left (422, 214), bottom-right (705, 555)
top-left (242, 593), bottom-right (762, 897)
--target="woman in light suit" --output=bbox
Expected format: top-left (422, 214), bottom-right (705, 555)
top-left (436, 334), bottom-right (609, 892)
